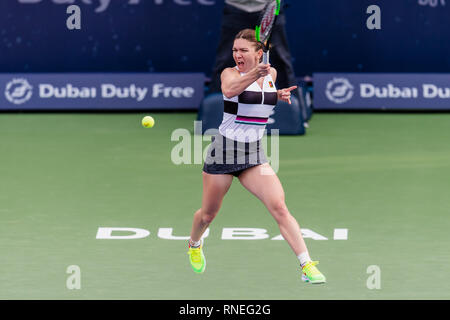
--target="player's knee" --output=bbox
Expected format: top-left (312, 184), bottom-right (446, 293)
top-left (200, 207), bottom-right (219, 224)
top-left (201, 212), bottom-right (217, 224)
top-left (271, 201), bottom-right (290, 221)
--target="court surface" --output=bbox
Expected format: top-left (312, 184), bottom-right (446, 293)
top-left (1, 112), bottom-right (449, 299)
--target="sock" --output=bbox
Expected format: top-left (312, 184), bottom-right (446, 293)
top-left (189, 239), bottom-right (201, 248)
top-left (297, 252), bottom-right (311, 268)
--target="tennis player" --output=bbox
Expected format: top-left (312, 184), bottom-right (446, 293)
top-left (187, 29), bottom-right (325, 284)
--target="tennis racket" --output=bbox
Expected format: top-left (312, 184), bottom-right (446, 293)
top-left (255, 0), bottom-right (281, 65)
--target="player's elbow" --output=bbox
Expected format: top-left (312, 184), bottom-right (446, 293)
top-left (222, 92), bottom-right (233, 99)
top-left (221, 88), bottom-right (234, 99)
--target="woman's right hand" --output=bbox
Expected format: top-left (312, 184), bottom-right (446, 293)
top-left (255, 63), bottom-right (271, 78)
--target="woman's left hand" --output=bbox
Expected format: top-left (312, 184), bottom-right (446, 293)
top-left (277, 86), bottom-right (298, 104)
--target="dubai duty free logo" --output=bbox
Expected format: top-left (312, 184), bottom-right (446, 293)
top-left (325, 78), bottom-right (354, 104)
top-left (5, 78), bottom-right (33, 105)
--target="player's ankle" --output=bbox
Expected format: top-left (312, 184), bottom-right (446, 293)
top-left (297, 251), bottom-right (312, 268)
top-left (189, 239), bottom-right (201, 248)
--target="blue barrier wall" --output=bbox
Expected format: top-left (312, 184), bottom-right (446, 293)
top-left (1, 0), bottom-right (449, 75)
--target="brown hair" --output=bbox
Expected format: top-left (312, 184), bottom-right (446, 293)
top-left (234, 29), bottom-right (264, 52)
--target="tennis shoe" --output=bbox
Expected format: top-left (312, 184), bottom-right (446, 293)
top-left (301, 261), bottom-right (326, 284)
top-left (187, 241), bottom-right (206, 274)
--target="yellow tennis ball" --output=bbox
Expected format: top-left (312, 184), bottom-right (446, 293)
top-left (142, 116), bottom-right (155, 128)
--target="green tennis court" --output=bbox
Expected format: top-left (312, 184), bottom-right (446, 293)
top-left (1, 112), bottom-right (449, 299)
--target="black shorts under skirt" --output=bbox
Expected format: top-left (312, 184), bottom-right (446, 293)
top-left (202, 133), bottom-right (268, 177)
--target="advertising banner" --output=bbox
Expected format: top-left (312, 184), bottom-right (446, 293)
top-left (0, 73), bottom-right (205, 110)
top-left (314, 73), bottom-right (450, 110)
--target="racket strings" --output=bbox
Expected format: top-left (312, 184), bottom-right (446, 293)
top-left (259, 5), bottom-right (277, 41)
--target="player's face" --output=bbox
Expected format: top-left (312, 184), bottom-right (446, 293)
top-left (232, 39), bottom-right (262, 73)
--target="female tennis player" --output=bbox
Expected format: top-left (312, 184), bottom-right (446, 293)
top-left (187, 29), bottom-right (325, 284)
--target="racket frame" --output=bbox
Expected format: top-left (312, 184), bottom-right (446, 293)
top-left (255, 0), bottom-right (281, 64)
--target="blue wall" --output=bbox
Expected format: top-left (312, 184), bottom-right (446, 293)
top-left (1, 0), bottom-right (449, 76)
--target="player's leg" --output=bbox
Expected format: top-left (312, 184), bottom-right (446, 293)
top-left (190, 172), bottom-right (233, 242)
top-left (188, 172), bottom-right (233, 274)
top-left (237, 163), bottom-right (325, 283)
top-left (238, 164), bottom-right (307, 255)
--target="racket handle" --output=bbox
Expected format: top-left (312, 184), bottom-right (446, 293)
top-left (263, 51), bottom-right (269, 64)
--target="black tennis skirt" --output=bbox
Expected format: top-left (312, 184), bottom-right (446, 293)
top-left (203, 133), bottom-right (268, 177)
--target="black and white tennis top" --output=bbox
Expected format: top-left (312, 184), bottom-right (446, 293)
top-left (219, 67), bottom-right (277, 143)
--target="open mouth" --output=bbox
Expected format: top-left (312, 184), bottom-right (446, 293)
top-left (237, 61), bottom-right (244, 67)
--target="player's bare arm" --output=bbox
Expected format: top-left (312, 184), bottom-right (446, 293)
top-left (221, 64), bottom-right (271, 98)
top-left (269, 67), bottom-right (296, 104)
